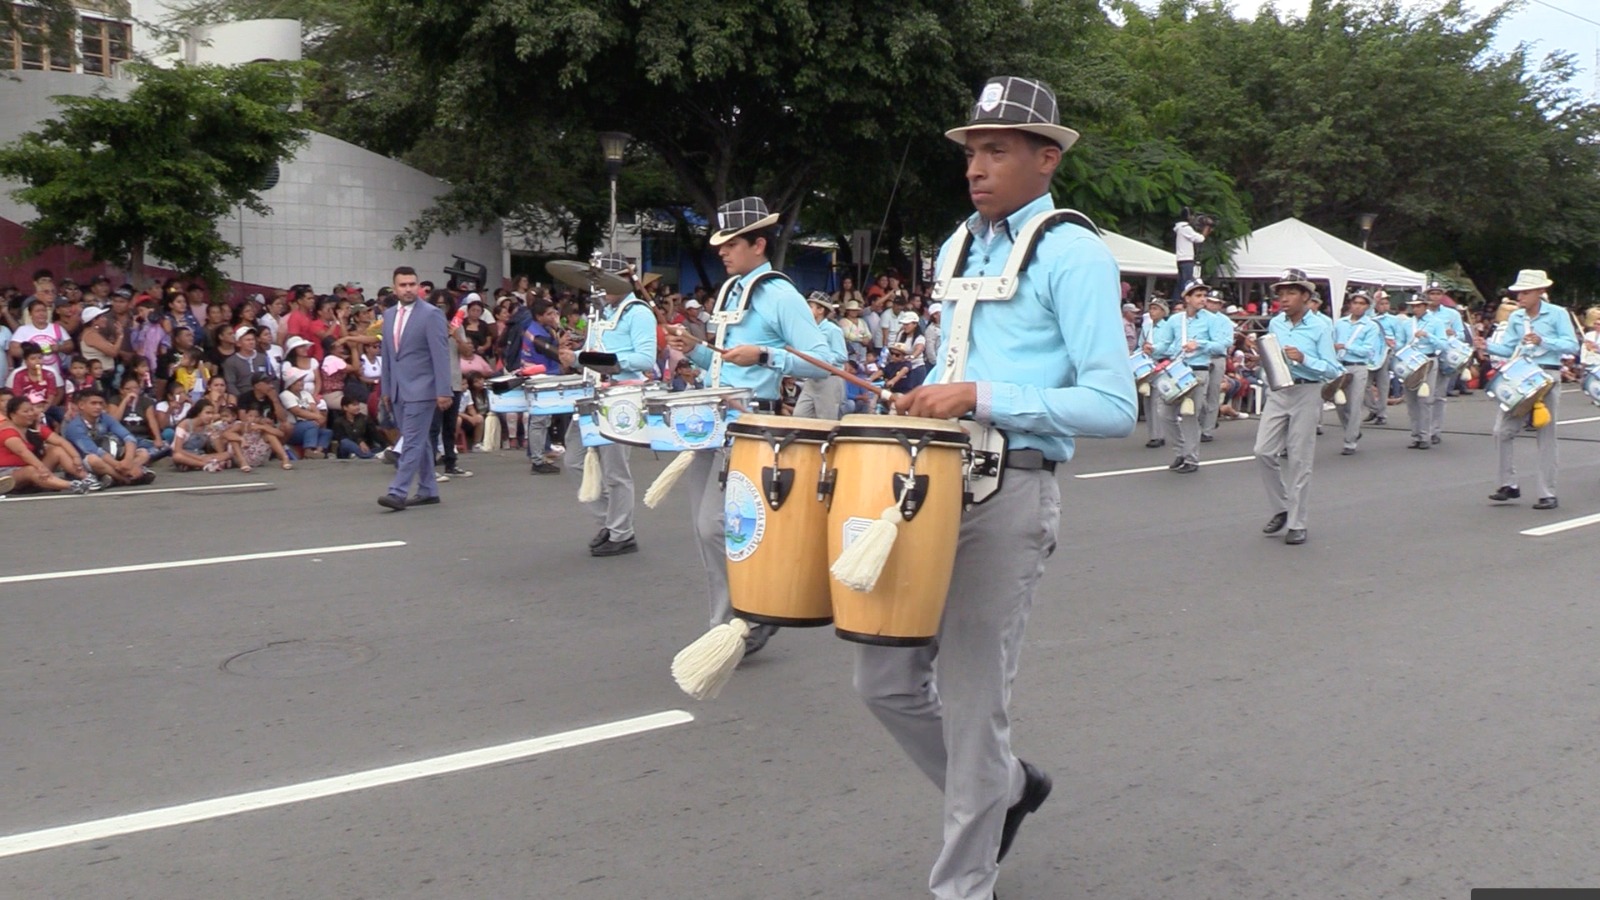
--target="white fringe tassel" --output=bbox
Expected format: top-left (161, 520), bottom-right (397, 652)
top-left (1138, 383), bottom-right (1151, 396)
top-left (1333, 389), bottom-right (1347, 405)
top-left (577, 447), bottom-right (603, 502)
top-left (671, 618), bottom-right (751, 700)
top-left (1179, 397), bottom-right (1195, 416)
top-left (830, 504), bottom-right (903, 593)
top-left (1418, 382), bottom-right (1431, 398)
top-left (644, 451), bottom-right (695, 508)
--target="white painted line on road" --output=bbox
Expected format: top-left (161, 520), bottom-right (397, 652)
top-left (0, 541), bottom-right (405, 585)
top-left (0, 482), bottom-right (274, 503)
top-left (1558, 415), bottom-right (1600, 426)
top-left (1076, 455), bottom-right (1254, 479)
top-left (0, 710), bottom-right (694, 860)
top-left (1521, 513), bottom-right (1600, 537)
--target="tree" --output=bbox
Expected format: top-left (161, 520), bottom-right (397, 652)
top-left (0, 61), bottom-right (312, 287)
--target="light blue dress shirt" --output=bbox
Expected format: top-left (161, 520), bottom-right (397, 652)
top-left (930, 192), bottom-right (1136, 461)
top-left (1486, 302), bottom-right (1579, 368)
top-left (687, 262), bottom-right (831, 399)
top-left (1379, 312), bottom-right (1411, 351)
top-left (1267, 311), bottom-right (1344, 382)
top-left (816, 316), bottom-right (847, 368)
top-left (585, 294), bottom-right (659, 382)
top-left (1156, 309), bottom-right (1229, 369)
top-left (1413, 309), bottom-right (1452, 354)
top-left (1334, 314), bottom-right (1383, 365)
top-left (1434, 304), bottom-right (1466, 340)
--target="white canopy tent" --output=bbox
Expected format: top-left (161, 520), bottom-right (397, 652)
top-left (1222, 217), bottom-right (1426, 316)
top-left (1102, 230), bottom-right (1178, 277)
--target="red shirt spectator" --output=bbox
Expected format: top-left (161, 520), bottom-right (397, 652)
top-left (0, 419), bottom-right (50, 467)
top-left (7, 362), bottom-right (59, 407)
top-left (285, 307), bottom-right (326, 362)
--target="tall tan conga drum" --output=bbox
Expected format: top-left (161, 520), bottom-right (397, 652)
top-left (725, 413), bottom-right (836, 626)
top-left (827, 415), bottom-right (968, 645)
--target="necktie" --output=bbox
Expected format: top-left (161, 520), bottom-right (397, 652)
top-left (394, 305), bottom-right (409, 347)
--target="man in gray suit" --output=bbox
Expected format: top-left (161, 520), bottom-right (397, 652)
top-left (378, 266), bottom-right (453, 511)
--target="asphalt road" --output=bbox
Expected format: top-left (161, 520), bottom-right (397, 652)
top-left (3, 387), bottom-right (1599, 900)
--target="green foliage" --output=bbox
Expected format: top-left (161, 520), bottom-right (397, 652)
top-left (0, 61), bottom-right (312, 286)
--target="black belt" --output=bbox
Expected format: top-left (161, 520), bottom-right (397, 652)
top-left (750, 398), bottom-right (782, 412)
top-left (1540, 365), bottom-right (1562, 371)
top-left (1292, 379), bottom-right (1318, 386)
top-left (1003, 448), bottom-right (1056, 473)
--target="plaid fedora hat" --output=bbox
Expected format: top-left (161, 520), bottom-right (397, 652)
top-left (805, 291), bottom-right (837, 311)
top-left (945, 76), bottom-right (1079, 151)
top-left (709, 197), bottom-right (781, 247)
top-left (1271, 268), bottom-right (1316, 293)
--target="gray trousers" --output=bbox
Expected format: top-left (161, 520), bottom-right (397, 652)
top-left (527, 414), bottom-right (550, 458)
top-left (1167, 370), bottom-right (1209, 464)
top-left (1430, 365), bottom-right (1453, 439)
top-left (793, 375), bottom-right (844, 420)
top-left (1365, 359), bottom-right (1392, 417)
top-left (854, 470), bottom-right (1061, 900)
top-left (682, 448), bottom-right (733, 628)
top-left (1495, 381), bottom-right (1560, 498)
top-left (1201, 355), bottom-right (1226, 436)
top-left (1144, 390), bottom-right (1164, 442)
top-left (1404, 364), bottom-right (1440, 441)
top-left (1334, 364), bottom-right (1369, 450)
top-left (386, 399), bottom-right (439, 500)
top-left (563, 420), bottom-right (636, 541)
top-left (1254, 383), bottom-right (1321, 530)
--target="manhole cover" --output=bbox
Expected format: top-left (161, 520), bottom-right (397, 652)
top-left (222, 639), bottom-right (375, 677)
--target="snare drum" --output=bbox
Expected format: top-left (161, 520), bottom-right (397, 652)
top-left (1488, 357), bottom-right (1555, 416)
top-left (645, 387), bottom-right (755, 452)
top-left (1439, 339), bottom-right (1474, 373)
top-left (589, 383), bottom-right (667, 447)
top-left (486, 374), bottom-right (532, 414)
top-left (724, 414), bottom-right (837, 627)
top-left (1128, 350), bottom-right (1158, 385)
top-left (573, 396), bottom-right (611, 448)
top-left (525, 374), bottom-right (594, 415)
top-left (827, 415), bottom-right (968, 646)
top-left (1321, 371), bottom-right (1353, 403)
top-left (1584, 366), bottom-right (1600, 407)
top-left (1392, 345), bottom-right (1434, 389)
top-left (1152, 360), bottom-right (1199, 404)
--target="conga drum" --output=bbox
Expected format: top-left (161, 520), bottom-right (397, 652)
top-left (724, 413), bottom-right (837, 627)
top-left (826, 415), bottom-right (968, 646)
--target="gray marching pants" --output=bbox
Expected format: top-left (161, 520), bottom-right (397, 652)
top-left (1168, 369), bottom-right (1210, 464)
top-left (1365, 359), bottom-right (1392, 417)
top-left (1144, 390), bottom-right (1164, 442)
top-left (682, 448), bottom-right (732, 628)
top-left (1201, 355), bottom-right (1226, 436)
top-left (1334, 364), bottom-right (1370, 450)
top-left (1254, 383), bottom-right (1321, 530)
top-left (563, 420), bottom-right (637, 541)
top-left (1495, 380), bottom-right (1561, 498)
top-left (793, 375), bottom-right (844, 421)
top-left (854, 470), bottom-right (1061, 900)
top-left (1404, 364), bottom-right (1439, 441)
top-left (1430, 365), bottom-right (1453, 439)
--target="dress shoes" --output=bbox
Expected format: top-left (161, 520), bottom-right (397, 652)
top-left (531, 460), bottom-right (561, 475)
top-left (1430, 435), bottom-right (1441, 445)
top-left (377, 493), bottom-right (407, 511)
top-left (1362, 412), bottom-right (1378, 424)
top-left (589, 528), bottom-right (611, 550)
top-left (1407, 440), bottom-right (1429, 450)
top-left (998, 759), bottom-right (1052, 863)
top-left (1284, 528), bottom-right (1308, 545)
top-left (407, 495), bottom-right (440, 507)
top-left (1488, 485), bottom-right (1521, 502)
top-left (1262, 512), bottom-right (1288, 534)
top-left (742, 623), bottom-right (778, 657)
top-left (591, 536), bottom-right (638, 557)
top-left (1173, 461), bottom-right (1199, 474)
top-left (1200, 434), bottom-right (1214, 443)
top-left (1144, 438), bottom-right (1166, 449)
top-left (1533, 497), bottom-right (1559, 510)
top-left (1168, 457), bottom-right (1184, 470)
top-left (1340, 447), bottom-right (1356, 455)
top-left (1372, 416), bottom-right (1386, 425)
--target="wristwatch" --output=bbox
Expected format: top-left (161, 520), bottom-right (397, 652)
top-left (757, 349), bottom-right (771, 367)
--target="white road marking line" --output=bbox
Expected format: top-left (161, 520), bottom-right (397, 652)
top-left (1521, 513), bottom-right (1600, 537)
top-left (0, 482), bottom-right (274, 503)
top-left (0, 541), bottom-right (405, 585)
top-left (1558, 415), bottom-right (1600, 426)
top-left (0, 710), bottom-right (694, 859)
top-left (1076, 455), bottom-right (1254, 479)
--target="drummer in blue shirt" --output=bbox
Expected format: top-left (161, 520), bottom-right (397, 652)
top-left (853, 76), bottom-right (1135, 900)
top-left (1480, 269), bottom-right (1578, 510)
top-left (1254, 269), bottom-right (1343, 545)
top-left (1426, 282), bottom-right (1469, 436)
top-left (1404, 294), bottom-right (1451, 448)
top-left (665, 196), bottom-right (833, 657)
top-left (1365, 290), bottom-right (1409, 425)
top-left (1332, 291), bottom-right (1383, 454)
top-left (1156, 279), bottom-right (1230, 473)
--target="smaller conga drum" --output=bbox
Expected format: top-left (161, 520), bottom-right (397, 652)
top-left (827, 415), bottom-right (969, 646)
top-left (724, 414), bottom-right (837, 627)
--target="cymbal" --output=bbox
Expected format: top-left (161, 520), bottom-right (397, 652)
top-left (546, 259), bottom-right (630, 295)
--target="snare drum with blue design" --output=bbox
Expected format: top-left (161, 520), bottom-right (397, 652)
top-left (525, 374), bottom-right (594, 415)
top-left (645, 387), bottom-right (754, 452)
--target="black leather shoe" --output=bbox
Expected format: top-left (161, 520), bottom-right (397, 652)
top-left (1362, 412), bottom-right (1378, 423)
top-left (377, 494), bottom-right (407, 511)
top-left (1489, 486), bottom-right (1521, 502)
top-left (589, 528), bottom-right (610, 550)
top-left (1200, 434), bottom-right (1214, 443)
top-left (1284, 528), bottom-right (1308, 545)
top-left (1174, 461), bottom-right (1199, 474)
top-left (531, 461), bottom-right (561, 475)
top-left (1168, 457), bottom-right (1184, 470)
top-left (1533, 497), bottom-right (1559, 510)
top-left (1430, 435), bottom-right (1441, 445)
top-left (407, 495), bottom-right (440, 506)
top-left (1373, 417), bottom-right (1386, 425)
top-left (1340, 447), bottom-right (1355, 455)
top-left (1407, 440), bottom-right (1428, 450)
top-left (742, 623), bottom-right (778, 657)
top-left (998, 760), bottom-right (1052, 863)
top-left (591, 536), bottom-right (638, 557)
top-left (1144, 438), bottom-right (1166, 449)
top-left (1263, 512), bottom-right (1288, 534)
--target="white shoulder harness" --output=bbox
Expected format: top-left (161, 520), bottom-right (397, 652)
top-left (708, 270), bottom-right (796, 387)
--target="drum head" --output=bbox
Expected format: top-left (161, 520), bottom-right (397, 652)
top-left (728, 413), bottom-right (835, 442)
top-left (835, 413), bottom-right (970, 446)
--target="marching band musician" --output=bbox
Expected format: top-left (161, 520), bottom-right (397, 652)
top-left (855, 76), bottom-right (1135, 900)
top-left (1365, 290), bottom-right (1405, 426)
top-left (665, 197), bottom-right (834, 657)
top-left (1254, 269), bottom-right (1342, 545)
top-left (1200, 289), bottom-right (1234, 443)
top-left (560, 254), bottom-right (658, 558)
top-left (1142, 298), bottom-right (1170, 448)
top-left (1333, 291), bottom-right (1383, 455)
top-left (1156, 280), bottom-right (1230, 473)
top-left (1403, 294), bottom-right (1448, 450)
top-left (1425, 282), bottom-right (1466, 438)
top-left (1480, 269), bottom-right (1577, 510)
top-left (791, 291), bottom-right (848, 420)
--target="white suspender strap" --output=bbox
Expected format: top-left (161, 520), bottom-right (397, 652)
top-left (707, 271), bottom-right (793, 387)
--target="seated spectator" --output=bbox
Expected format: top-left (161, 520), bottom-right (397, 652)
top-left (279, 369), bottom-right (332, 458)
top-left (320, 352), bottom-right (351, 408)
top-left (457, 379), bottom-right (485, 450)
top-left (882, 343), bottom-right (926, 394)
top-left (154, 380), bottom-right (192, 441)
top-left (329, 395), bottom-right (386, 459)
top-left (236, 399), bottom-right (293, 471)
top-left (170, 399), bottom-right (238, 472)
top-left (281, 336), bottom-right (320, 397)
top-left (110, 372), bottom-right (168, 459)
top-left (7, 342), bottom-right (62, 409)
top-left (61, 388), bottom-right (155, 486)
top-left (0, 396), bottom-right (95, 493)
top-left (669, 358), bottom-right (701, 392)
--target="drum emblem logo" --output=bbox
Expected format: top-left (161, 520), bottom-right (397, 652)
top-left (605, 398), bottom-right (641, 435)
top-left (675, 404), bottom-right (719, 448)
top-left (723, 471), bottom-right (766, 562)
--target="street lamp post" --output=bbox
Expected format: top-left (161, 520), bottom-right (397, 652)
top-left (1357, 212), bottom-right (1379, 250)
top-left (599, 132), bottom-right (632, 255)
